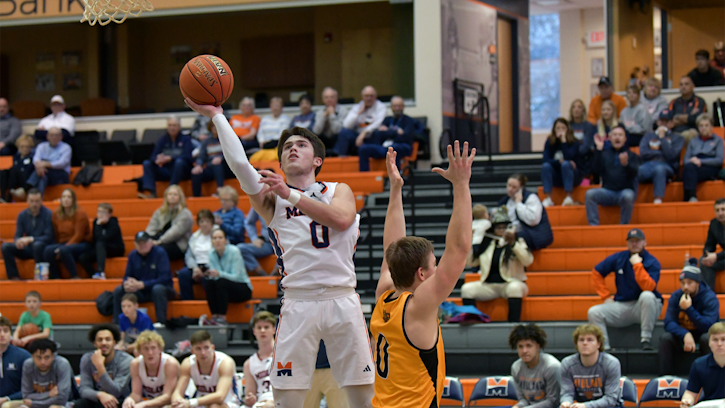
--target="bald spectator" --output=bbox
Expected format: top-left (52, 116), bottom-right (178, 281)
top-left (230, 97), bottom-right (261, 151)
top-left (0, 98), bottom-right (22, 156)
top-left (587, 77), bottom-right (627, 125)
top-left (312, 87), bottom-right (349, 152)
top-left (290, 94), bottom-right (315, 130)
top-left (711, 42), bottom-right (725, 77)
top-left (334, 86), bottom-right (387, 156)
top-left (24, 128), bottom-right (71, 197)
top-left (669, 76), bottom-right (708, 141)
top-left (358, 96), bottom-right (415, 172)
top-left (688, 50), bottom-right (724, 88)
top-left (138, 116), bottom-right (193, 199)
top-left (35, 95), bottom-right (75, 144)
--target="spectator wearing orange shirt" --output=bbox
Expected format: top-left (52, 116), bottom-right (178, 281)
top-left (230, 97), bottom-right (261, 151)
top-left (43, 188), bottom-right (92, 279)
top-left (588, 77), bottom-right (628, 125)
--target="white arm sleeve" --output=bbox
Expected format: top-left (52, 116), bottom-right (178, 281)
top-left (212, 114), bottom-right (263, 195)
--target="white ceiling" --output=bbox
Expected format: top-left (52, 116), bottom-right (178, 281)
top-left (529, 0), bottom-right (604, 15)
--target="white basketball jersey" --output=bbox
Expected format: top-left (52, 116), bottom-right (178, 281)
top-left (138, 353), bottom-right (171, 399)
top-left (248, 353), bottom-right (273, 401)
top-left (190, 351), bottom-right (238, 406)
top-left (268, 182), bottom-right (359, 289)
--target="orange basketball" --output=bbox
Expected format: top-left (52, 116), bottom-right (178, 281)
top-left (179, 54), bottom-right (234, 106)
top-left (19, 323), bottom-right (39, 338)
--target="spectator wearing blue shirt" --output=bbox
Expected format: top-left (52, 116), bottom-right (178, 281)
top-left (289, 94), bottom-right (316, 130)
top-left (237, 208), bottom-right (275, 276)
top-left (1, 189), bottom-right (55, 280)
top-left (25, 128), bottom-right (71, 197)
top-left (660, 261), bottom-right (719, 376)
top-left (637, 110), bottom-right (685, 204)
top-left (358, 96), bottom-right (415, 172)
top-left (213, 186), bottom-right (245, 245)
top-left (117, 293), bottom-right (155, 351)
top-left (190, 120), bottom-right (234, 197)
top-left (587, 228), bottom-right (663, 350)
top-left (0, 316), bottom-right (32, 406)
top-left (1, 135), bottom-right (34, 203)
top-left (541, 118), bottom-right (583, 207)
top-left (138, 116), bottom-right (193, 199)
top-left (680, 322), bottom-right (725, 407)
top-left (112, 232), bottom-right (177, 326)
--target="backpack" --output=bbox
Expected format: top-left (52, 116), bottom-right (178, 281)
top-left (95, 291), bottom-right (114, 316)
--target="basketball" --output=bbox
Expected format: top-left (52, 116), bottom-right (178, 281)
top-left (18, 323), bottom-right (39, 338)
top-left (179, 55), bottom-right (234, 106)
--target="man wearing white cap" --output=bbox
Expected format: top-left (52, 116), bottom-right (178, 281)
top-left (35, 95), bottom-right (75, 144)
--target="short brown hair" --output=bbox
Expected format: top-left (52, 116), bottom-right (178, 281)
top-left (121, 293), bottom-right (138, 304)
top-left (709, 322), bottom-right (725, 339)
top-left (190, 330), bottom-right (212, 345)
top-left (26, 291), bottom-right (41, 301)
top-left (15, 134), bottom-right (34, 148)
top-left (0, 316), bottom-right (12, 330)
top-left (217, 186), bottom-right (238, 205)
top-left (627, 84), bottom-right (641, 94)
top-left (572, 324), bottom-right (605, 352)
top-left (97, 203), bottom-right (113, 213)
top-left (277, 127), bottom-right (326, 176)
top-left (135, 330), bottom-right (165, 349)
top-left (385, 237), bottom-right (434, 289)
top-left (197, 209), bottom-right (214, 224)
top-left (252, 311), bottom-right (277, 328)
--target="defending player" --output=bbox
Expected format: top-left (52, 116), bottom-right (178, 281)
top-left (371, 142), bottom-right (474, 407)
top-left (185, 99), bottom-right (374, 408)
top-left (171, 330), bottom-right (239, 408)
top-left (123, 330), bottom-right (180, 408)
top-left (242, 311), bottom-right (276, 408)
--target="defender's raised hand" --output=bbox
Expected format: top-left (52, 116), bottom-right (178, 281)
top-left (432, 141), bottom-right (476, 185)
top-left (386, 147), bottom-right (404, 191)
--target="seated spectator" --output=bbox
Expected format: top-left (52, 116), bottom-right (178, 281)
top-left (587, 77), bottom-right (627, 125)
top-left (358, 96), bottom-right (415, 172)
top-left (113, 232), bottom-right (176, 326)
top-left (145, 185), bottom-right (193, 261)
top-left (669, 76), bottom-right (707, 141)
top-left (243, 312), bottom-right (276, 408)
top-left (0, 316), bottom-right (31, 407)
top-left (289, 94), bottom-right (315, 129)
top-left (116, 294), bottom-right (154, 351)
top-left (595, 100), bottom-right (622, 142)
top-left (201, 229), bottom-right (253, 326)
top-left (688, 49), bottom-right (724, 88)
top-left (499, 174), bottom-right (553, 251)
top-left (334, 86), bottom-right (387, 156)
top-left (19, 339), bottom-right (72, 408)
top-left (12, 291), bottom-right (52, 348)
top-left (0, 97), bottom-right (21, 156)
top-left (122, 331), bottom-right (179, 408)
top-left (641, 77), bottom-right (669, 126)
top-left (177, 210), bottom-right (216, 301)
top-left (637, 110), bottom-right (685, 204)
top-left (711, 42), bottom-right (725, 77)
top-left (43, 188), bottom-right (92, 279)
top-left (78, 203), bottom-right (124, 280)
top-left (1, 135), bottom-right (35, 203)
top-left (213, 186), bottom-right (245, 245)
top-left (620, 84), bottom-right (653, 147)
top-left (34, 96), bottom-right (75, 144)
top-left (238, 207), bottom-right (275, 276)
top-left (0, 189), bottom-right (53, 280)
top-left (584, 126), bottom-right (639, 225)
top-left (683, 113), bottom-right (724, 202)
top-left (75, 324), bottom-right (133, 408)
top-left (230, 97), bottom-right (260, 151)
top-left (312, 87), bottom-right (349, 152)
top-left (190, 108), bottom-right (229, 146)
top-left (559, 324), bottom-right (622, 408)
top-left (24, 128), bottom-right (71, 198)
top-left (472, 204), bottom-right (490, 251)
top-left (680, 322), bottom-right (725, 407)
top-left (461, 208), bottom-right (533, 322)
top-left (587, 228), bottom-right (662, 350)
top-left (541, 118), bottom-right (582, 207)
top-left (250, 97), bottom-right (290, 162)
top-left (138, 116), bottom-right (193, 199)
top-left (509, 324), bottom-right (560, 408)
top-left (700, 199), bottom-right (725, 289)
top-left (659, 260), bottom-right (719, 376)
top-left (190, 120), bottom-right (234, 197)
top-left (569, 99), bottom-right (597, 179)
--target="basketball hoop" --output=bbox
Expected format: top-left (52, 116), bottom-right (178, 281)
top-left (80, 0), bottom-right (154, 26)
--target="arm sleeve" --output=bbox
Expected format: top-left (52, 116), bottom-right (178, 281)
top-left (584, 357), bottom-right (621, 408)
top-left (542, 141), bottom-right (557, 165)
top-left (512, 239), bottom-right (534, 267)
top-left (106, 218), bottom-right (122, 244)
top-left (312, 111), bottom-right (325, 135)
top-left (514, 194), bottom-right (543, 226)
top-left (684, 139), bottom-right (693, 163)
top-left (142, 251), bottom-right (171, 289)
top-left (685, 292), bottom-right (721, 333)
top-left (150, 138), bottom-right (164, 161)
top-left (664, 294), bottom-right (690, 340)
top-left (211, 114), bottom-right (263, 195)
top-left (67, 211), bottom-right (89, 245)
top-left (208, 251), bottom-right (222, 274)
top-left (699, 138), bottom-right (725, 167)
top-left (21, 360), bottom-right (33, 399)
top-left (704, 221), bottom-right (719, 255)
top-left (686, 360), bottom-right (702, 394)
top-left (40, 212), bottom-right (55, 244)
top-left (158, 210), bottom-right (192, 245)
top-left (633, 262), bottom-right (657, 292)
top-left (123, 253), bottom-right (135, 280)
top-left (244, 210), bottom-right (260, 242)
top-left (1, 118), bottom-right (22, 144)
top-left (638, 135), bottom-right (657, 160)
top-left (593, 256), bottom-right (614, 299)
top-left (97, 360), bottom-right (130, 398)
top-left (661, 135), bottom-right (685, 162)
top-left (559, 360), bottom-right (575, 404)
top-left (331, 107), bottom-right (347, 134)
top-left (184, 243), bottom-right (197, 269)
top-left (527, 361), bottom-right (562, 408)
top-left (511, 363), bottom-right (530, 407)
top-left (14, 213), bottom-right (26, 240)
top-left (49, 145), bottom-right (71, 169)
top-left (365, 102), bottom-right (387, 132)
top-left (342, 105), bottom-right (359, 129)
top-left (217, 247), bottom-right (246, 281)
top-left (79, 355), bottom-right (100, 401)
top-left (587, 99), bottom-right (599, 124)
top-left (624, 152), bottom-right (640, 178)
top-left (32, 145), bottom-right (44, 165)
top-left (145, 210), bottom-right (162, 237)
top-left (219, 211), bottom-right (244, 245)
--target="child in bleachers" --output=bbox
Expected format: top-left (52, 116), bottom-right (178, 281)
top-left (12, 291), bottom-right (52, 348)
top-left (471, 204), bottom-right (490, 255)
top-left (78, 203), bottom-right (125, 280)
top-left (0, 135), bottom-right (34, 203)
top-left (117, 294), bottom-right (154, 353)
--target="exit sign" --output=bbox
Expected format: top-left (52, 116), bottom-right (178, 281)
top-left (586, 30), bottom-right (606, 48)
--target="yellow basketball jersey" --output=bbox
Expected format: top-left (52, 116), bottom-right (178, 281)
top-left (370, 290), bottom-right (446, 408)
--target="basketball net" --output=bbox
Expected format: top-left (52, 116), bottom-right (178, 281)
top-left (80, 0), bottom-right (154, 26)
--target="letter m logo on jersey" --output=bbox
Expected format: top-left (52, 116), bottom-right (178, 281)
top-left (485, 377), bottom-right (510, 397)
top-left (656, 379), bottom-right (681, 399)
top-left (277, 362), bottom-right (292, 377)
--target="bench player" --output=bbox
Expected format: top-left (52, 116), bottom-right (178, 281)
top-left (185, 99), bottom-right (374, 408)
top-left (371, 143), bottom-right (474, 407)
top-left (242, 311), bottom-right (276, 408)
top-left (123, 330), bottom-right (180, 408)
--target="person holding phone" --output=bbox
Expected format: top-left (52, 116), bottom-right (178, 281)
top-left (177, 210), bottom-right (217, 301)
top-left (499, 174), bottom-right (553, 251)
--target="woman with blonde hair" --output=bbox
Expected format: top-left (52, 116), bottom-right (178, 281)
top-left (43, 188), bottom-right (92, 279)
top-left (596, 100), bottom-right (622, 139)
top-left (145, 184), bottom-right (193, 261)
